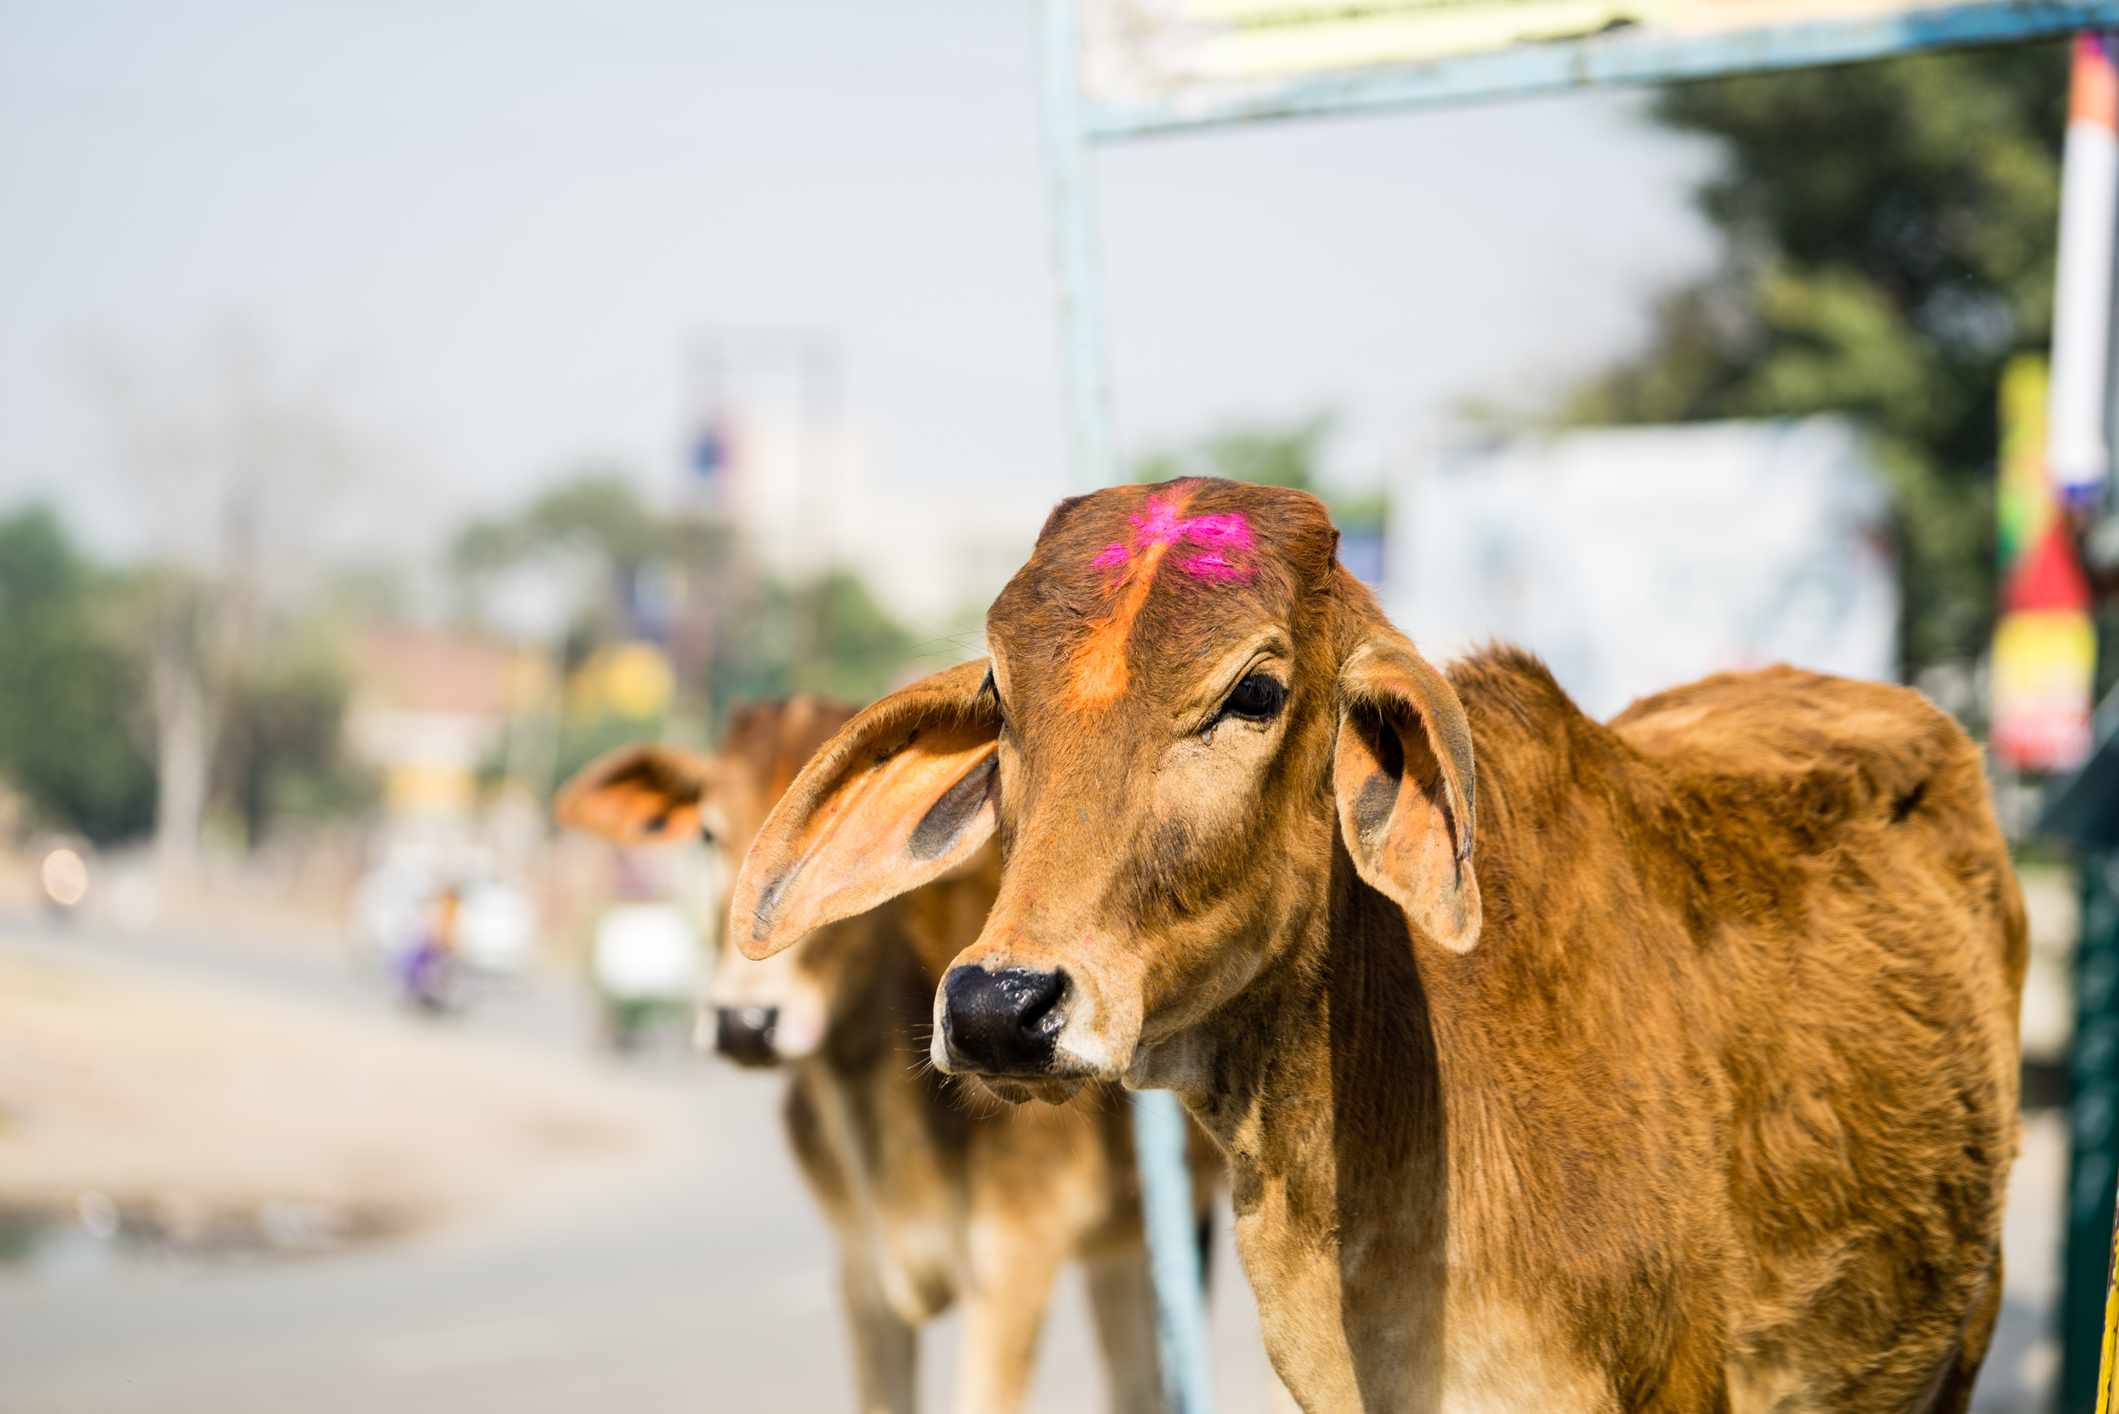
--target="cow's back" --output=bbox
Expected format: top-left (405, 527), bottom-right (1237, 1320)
top-left (1613, 666), bottom-right (2026, 1410)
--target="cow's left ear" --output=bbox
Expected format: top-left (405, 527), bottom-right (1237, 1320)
top-left (1332, 634), bottom-right (1481, 954)
top-left (555, 744), bottom-right (719, 845)
top-left (730, 660), bottom-right (999, 961)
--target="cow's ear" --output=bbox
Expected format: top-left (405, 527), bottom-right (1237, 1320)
top-left (730, 661), bottom-right (999, 960)
top-left (556, 744), bottom-right (719, 845)
top-left (1332, 635), bottom-right (1481, 954)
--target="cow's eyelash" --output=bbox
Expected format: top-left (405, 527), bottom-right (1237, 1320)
top-left (981, 668), bottom-right (1007, 728)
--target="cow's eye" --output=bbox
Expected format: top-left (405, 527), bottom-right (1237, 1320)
top-left (1217, 672), bottom-right (1287, 726)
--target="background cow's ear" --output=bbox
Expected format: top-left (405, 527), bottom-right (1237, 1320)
top-left (555, 743), bottom-right (718, 845)
top-left (729, 660), bottom-right (999, 960)
top-left (1332, 636), bottom-right (1481, 954)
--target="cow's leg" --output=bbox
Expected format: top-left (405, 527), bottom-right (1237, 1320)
top-left (1085, 1244), bottom-right (1163, 1414)
top-left (952, 1220), bottom-right (1065, 1414)
top-left (842, 1253), bottom-right (918, 1414)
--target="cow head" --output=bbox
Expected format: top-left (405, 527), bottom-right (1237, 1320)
top-left (557, 697), bottom-right (879, 1066)
top-left (730, 478), bottom-right (1477, 1101)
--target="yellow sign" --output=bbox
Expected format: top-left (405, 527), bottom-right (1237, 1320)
top-left (569, 641), bottom-right (676, 722)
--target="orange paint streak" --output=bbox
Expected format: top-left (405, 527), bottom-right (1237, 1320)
top-left (1068, 536), bottom-right (1173, 710)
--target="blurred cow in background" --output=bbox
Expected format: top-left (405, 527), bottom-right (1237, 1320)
top-left (558, 698), bottom-right (1216, 1414)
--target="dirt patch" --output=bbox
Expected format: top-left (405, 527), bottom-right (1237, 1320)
top-left (0, 945), bottom-right (696, 1259)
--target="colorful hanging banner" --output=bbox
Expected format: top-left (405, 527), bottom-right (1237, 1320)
top-left (1992, 355), bottom-right (2096, 773)
top-left (2050, 33), bottom-right (2118, 509)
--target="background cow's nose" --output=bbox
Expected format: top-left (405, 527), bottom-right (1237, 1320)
top-left (942, 966), bottom-right (1066, 1073)
top-left (715, 1006), bottom-right (780, 1067)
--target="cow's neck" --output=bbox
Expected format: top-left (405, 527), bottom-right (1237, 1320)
top-left (1166, 833), bottom-right (1539, 1404)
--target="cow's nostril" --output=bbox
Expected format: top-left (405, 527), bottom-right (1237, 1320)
top-left (715, 1006), bottom-right (780, 1067)
top-left (942, 965), bottom-right (1068, 1074)
top-left (1012, 967), bottom-right (1067, 1037)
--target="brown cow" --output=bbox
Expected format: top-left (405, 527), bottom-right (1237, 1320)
top-left (728, 479), bottom-right (2026, 1412)
top-left (558, 698), bottom-right (1213, 1414)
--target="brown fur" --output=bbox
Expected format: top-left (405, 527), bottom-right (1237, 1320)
top-left (728, 478), bottom-right (2026, 1413)
top-left (558, 699), bottom-right (1217, 1414)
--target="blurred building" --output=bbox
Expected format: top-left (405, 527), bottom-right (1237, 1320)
top-left (684, 345), bottom-right (1041, 630)
top-left (1388, 416), bottom-right (1897, 717)
top-left (345, 627), bottom-right (545, 823)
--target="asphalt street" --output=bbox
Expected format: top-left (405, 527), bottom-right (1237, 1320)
top-left (0, 919), bottom-right (2064, 1412)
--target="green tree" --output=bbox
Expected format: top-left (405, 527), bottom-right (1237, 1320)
top-left (0, 507), bottom-right (157, 843)
top-left (1136, 414), bottom-right (1335, 491)
top-left (1567, 44), bottom-right (2068, 676)
top-left (449, 466), bottom-right (923, 757)
top-left (1134, 414), bottom-right (1389, 531)
top-left (710, 568), bottom-right (924, 719)
top-left (215, 637), bottom-right (374, 846)
top-left (450, 469), bottom-right (700, 645)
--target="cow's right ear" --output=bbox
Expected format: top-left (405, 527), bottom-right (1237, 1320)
top-left (730, 660), bottom-right (999, 960)
top-left (555, 743), bottom-right (719, 845)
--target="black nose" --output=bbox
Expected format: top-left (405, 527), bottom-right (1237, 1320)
top-left (715, 1007), bottom-right (779, 1067)
top-left (941, 966), bottom-right (1066, 1074)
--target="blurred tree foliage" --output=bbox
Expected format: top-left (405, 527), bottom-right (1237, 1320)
top-left (450, 469), bottom-right (695, 645)
top-left (215, 637), bottom-right (373, 847)
top-left (0, 507), bottom-right (157, 843)
top-left (709, 567), bottom-right (925, 713)
top-left (0, 505), bottom-right (373, 849)
top-left (1567, 44), bottom-right (2068, 676)
top-left (453, 468), bottom-right (923, 755)
top-left (1135, 414), bottom-right (1389, 530)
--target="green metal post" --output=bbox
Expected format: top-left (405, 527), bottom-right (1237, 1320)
top-left (2065, 850), bottom-right (2119, 1411)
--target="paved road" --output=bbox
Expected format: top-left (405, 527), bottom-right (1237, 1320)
top-left (0, 919), bottom-right (2064, 1412)
top-left (0, 921), bottom-right (1285, 1412)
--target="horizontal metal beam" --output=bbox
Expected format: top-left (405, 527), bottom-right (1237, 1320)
top-left (1081, 1), bottom-right (2119, 140)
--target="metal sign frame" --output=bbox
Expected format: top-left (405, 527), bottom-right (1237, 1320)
top-left (1043, 0), bottom-right (2119, 488)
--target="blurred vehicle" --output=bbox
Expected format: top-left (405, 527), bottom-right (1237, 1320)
top-left (454, 878), bottom-right (537, 974)
top-left (590, 902), bottom-right (703, 1051)
top-left (589, 851), bottom-right (703, 1053)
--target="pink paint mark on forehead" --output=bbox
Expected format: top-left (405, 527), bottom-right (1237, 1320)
top-left (1068, 489), bottom-right (1257, 710)
top-left (1179, 551), bottom-right (1249, 582)
top-left (1174, 512), bottom-right (1254, 550)
top-left (1090, 495), bottom-right (1257, 583)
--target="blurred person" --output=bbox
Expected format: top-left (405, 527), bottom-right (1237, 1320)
top-left (398, 880), bottom-right (462, 1013)
top-left (558, 698), bottom-right (1219, 1414)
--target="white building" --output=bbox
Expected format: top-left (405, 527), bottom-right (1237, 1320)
top-left (1387, 417), bottom-right (1899, 718)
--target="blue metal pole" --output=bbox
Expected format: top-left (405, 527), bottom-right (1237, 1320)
top-left (1132, 1089), bottom-right (1215, 1414)
top-left (1041, 3), bottom-right (1212, 1395)
top-left (1043, 5), bottom-right (1206, 1406)
top-left (1040, 0), bottom-right (1116, 490)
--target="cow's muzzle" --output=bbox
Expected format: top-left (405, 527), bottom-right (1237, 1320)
top-left (939, 965), bottom-right (1067, 1075)
top-left (715, 1006), bottom-right (780, 1067)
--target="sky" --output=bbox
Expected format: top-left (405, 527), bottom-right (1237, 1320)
top-left (0, 0), bottom-right (1718, 623)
